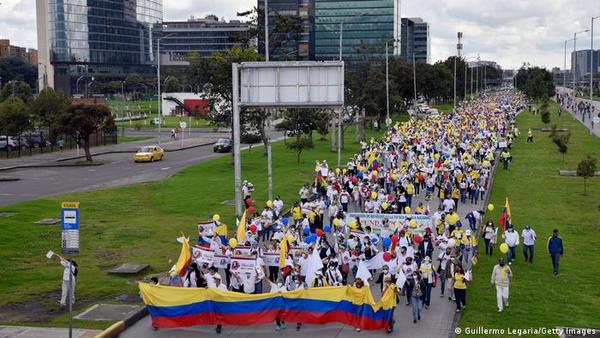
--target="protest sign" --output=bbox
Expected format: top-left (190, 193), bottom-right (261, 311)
top-left (212, 254), bottom-right (229, 269)
top-left (345, 213), bottom-right (432, 235)
top-left (230, 256), bottom-right (256, 273)
top-left (234, 246), bottom-right (252, 256)
top-left (198, 221), bottom-right (216, 236)
top-left (192, 245), bottom-right (214, 265)
top-left (262, 253), bottom-right (280, 267)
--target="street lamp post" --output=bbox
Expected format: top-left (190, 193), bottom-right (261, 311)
top-left (155, 33), bottom-right (175, 145)
top-left (591, 16), bottom-right (599, 103)
top-left (573, 29), bottom-right (590, 93)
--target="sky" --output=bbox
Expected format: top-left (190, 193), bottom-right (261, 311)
top-left (1, 0), bottom-right (599, 70)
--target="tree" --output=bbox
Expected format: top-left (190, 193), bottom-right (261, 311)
top-left (515, 66), bottom-right (555, 100)
top-left (28, 88), bottom-right (70, 143)
top-left (233, 7), bottom-right (303, 59)
top-left (0, 80), bottom-right (32, 102)
top-left (0, 57), bottom-right (38, 89)
top-left (57, 104), bottom-right (115, 161)
top-left (576, 155), bottom-right (597, 195)
top-left (287, 136), bottom-right (313, 164)
top-left (551, 132), bottom-right (570, 161)
top-left (541, 109), bottom-right (551, 125)
top-left (163, 76), bottom-right (183, 93)
top-left (0, 97), bottom-right (31, 146)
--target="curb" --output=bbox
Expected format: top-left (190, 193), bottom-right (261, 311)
top-left (0, 142), bottom-right (216, 172)
top-left (94, 307), bottom-right (147, 338)
top-left (56, 141), bottom-right (216, 162)
top-left (0, 162), bottom-right (104, 172)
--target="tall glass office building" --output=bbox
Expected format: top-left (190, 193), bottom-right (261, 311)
top-left (36, 0), bottom-right (162, 95)
top-left (314, 0), bottom-right (399, 61)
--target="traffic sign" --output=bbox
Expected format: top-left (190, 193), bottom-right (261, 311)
top-left (61, 201), bottom-right (80, 254)
top-left (180, 121), bottom-right (187, 129)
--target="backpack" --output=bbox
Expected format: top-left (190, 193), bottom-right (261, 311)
top-left (71, 260), bottom-right (79, 277)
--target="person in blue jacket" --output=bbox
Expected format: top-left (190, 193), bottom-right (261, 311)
top-left (547, 229), bottom-right (564, 276)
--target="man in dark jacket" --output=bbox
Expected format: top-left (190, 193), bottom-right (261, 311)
top-left (418, 235), bottom-right (434, 259)
top-left (547, 229), bottom-right (564, 276)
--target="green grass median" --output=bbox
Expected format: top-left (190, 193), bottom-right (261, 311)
top-left (459, 101), bottom-right (600, 335)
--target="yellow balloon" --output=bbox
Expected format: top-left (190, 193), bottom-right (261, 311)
top-left (333, 218), bottom-right (341, 227)
top-left (499, 243), bottom-right (509, 254)
top-left (381, 202), bottom-right (389, 210)
top-left (350, 219), bottom-right (358, 229)
top-left (404, 206), bottom-right (411, 214)
top-left (342, 169), bottom-right (347, 175)
top-left (266, 200), bottom-right (273, 208)
top-left (371, 192), bottom-right (378, 199)
top-left (488, 204), bottom-right (494, 211)
top-left (335, 168), bottom-right (341, 175)
top-left (409, 219), bottom-right (418, 228)
top-left (212, 214), bottom-right (220, 222)
top-left (229, 238), bottom-right (238, 248)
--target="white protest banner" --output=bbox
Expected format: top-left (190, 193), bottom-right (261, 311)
top-left (234, 246), bottom-right (252, 256)
top-left (198, 221), bottom-right (216, 236)
top-left (192, 245), bottom-right (214, 265)
top-left (288, 246), bottom-right (304, 257)
top-left (262, 253), bottom-right (280, 267)
top-left (230, 256), bottom-right (256, 273)
top-left (212, 254), bottom-right (229, 269)
top-left (345, 213), bottom-right (432, 235)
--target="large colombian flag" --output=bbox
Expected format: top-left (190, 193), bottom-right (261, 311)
top-left (139, 283), bottom-right (397, 331)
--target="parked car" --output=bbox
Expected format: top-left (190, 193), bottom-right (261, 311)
top-left (0, 135), bottom-right (18, 151)
top-left (133, 145), bottom-right (164, 162)
top-left (213, 138), bottom-right (232, 153)
top-left (22, 132), bottom-right (49, 148)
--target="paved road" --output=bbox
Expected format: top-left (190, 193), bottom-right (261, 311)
top-left (121, 184), bottom-right (488, 338)
top-left (555, 87), bottom-right (600, 137)
top-left (0, 141), bottom-right (223, 206)
top-left (0, 130), bottom-right (283, 207)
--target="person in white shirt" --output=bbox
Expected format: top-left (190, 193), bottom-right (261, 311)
top-left (59, 258), bottom-right (77, 307)
top-left (502, 227), bottom-right (520, 265)
top-left (273, 196), bottom-right (284, 217)
top-left (205, 266), bottom-right (221, 288)
top-left (521, 225), bottom-right (536, 263)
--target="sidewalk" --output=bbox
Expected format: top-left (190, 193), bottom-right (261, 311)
top-left (555, 87), bottom-right (600, 137)
top-left (0, 136), bottom-right (216, 171)
top-left (0, 326), bottom-right (100, 338)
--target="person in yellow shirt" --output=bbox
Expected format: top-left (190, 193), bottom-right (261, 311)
top-left (461, 229), bottom-right (478, 270)
top-left (453, 266), bottom-right (467, 312)
top-left (451, 187), bottom-right (460, 211)
top-left (405, 182), bottom-right (414, 208)
top-left (292, 203), bottom-right (302, 226)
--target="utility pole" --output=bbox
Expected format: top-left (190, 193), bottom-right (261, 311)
top-left (591, 16), bottom-right (599, 103)
top-left (386, 41), bottom-right (389, 122)
top-left (264, 0), bottom-right (273, 200)
top-left (454, 32), bottom-right (462, 109)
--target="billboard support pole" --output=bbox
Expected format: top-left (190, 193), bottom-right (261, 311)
top-left (232, 63), bottom-right (242, 218)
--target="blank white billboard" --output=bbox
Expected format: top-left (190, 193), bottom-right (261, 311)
top-left (239, 61), bottom-right (344, 107)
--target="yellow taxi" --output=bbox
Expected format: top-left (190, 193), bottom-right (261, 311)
top-left (133, 145), bottom-right (164, 162)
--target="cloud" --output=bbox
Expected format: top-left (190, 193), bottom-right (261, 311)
top-left (2, 0), bottom-right (599, 70)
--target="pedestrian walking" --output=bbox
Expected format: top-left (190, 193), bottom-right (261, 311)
top-left (453, 265), bottom-right (468, 312)
top-left (526, 129), bottom-right (533, 143)
top-left (408, 272), bottom-right (426, 323)
top-left (547, 229), bottom-right (564, 276)
top-left (521, 225), bottom-right (536, 263)
top-left (483, 221), bottom-right (497, 256)
top-left (490, 258), bottom-right (512, 312)
top-left (503, 227), bottom-right (519, 265)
